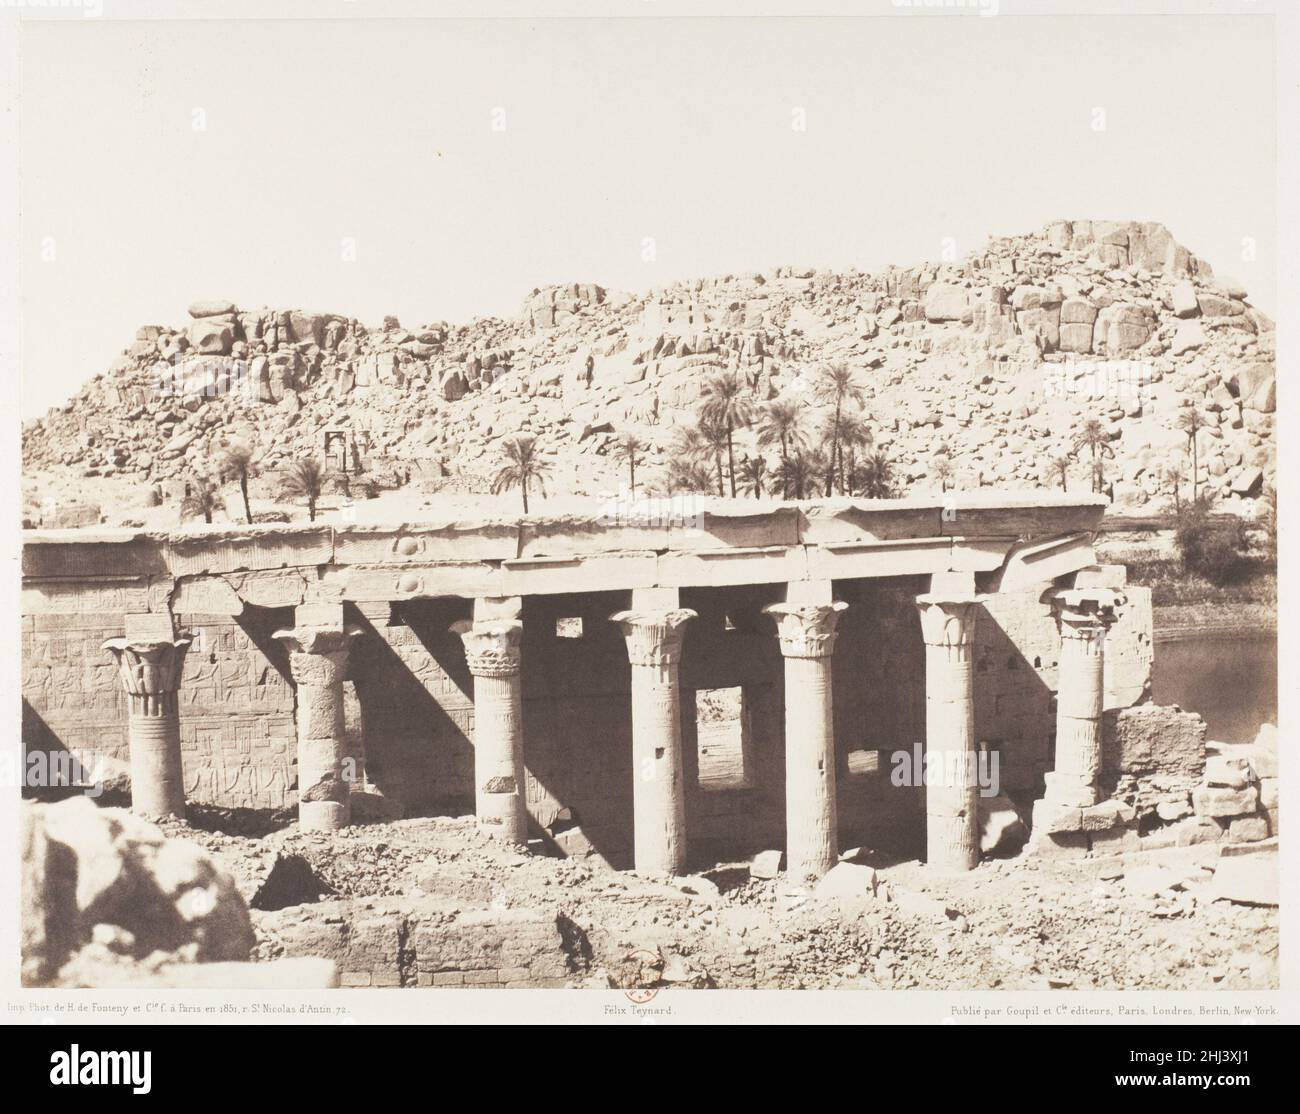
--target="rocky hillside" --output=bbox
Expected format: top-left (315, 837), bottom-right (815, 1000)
top-left (22, 219), bottom-right (1276, 525)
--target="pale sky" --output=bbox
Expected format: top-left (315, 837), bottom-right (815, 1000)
top-left (18, 6), bottom-right (1276, 417)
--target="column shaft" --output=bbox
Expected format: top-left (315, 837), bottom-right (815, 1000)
top-left (611, 608), bottom-right (696, 876)
top-left (629, 656), bottom-right (687, 874)
top-left (453, 617), bottom-right (527, 846)
top-left (289, 649), bottom-right (351, 831)
top-left (1045, 588), bottom-right (1123, 808)
top-left (764, 599), bottom-right (847, 883)
top-left (916, 595), bottom-right (982, 873)
top-left (923, 641), bottom-right (979, 872)
top-left (103, 631), bottom-right (191, 819)
top-left (784, 655), bottom-right (837, 880)
top-left (275, 608), bottom-right (361, 833)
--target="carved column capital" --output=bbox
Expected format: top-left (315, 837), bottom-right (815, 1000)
top-left (274, 625), bottom-right (362, 689)
top-left (273, 625), bottom-right (363, 658)
top-left (609, 609), bottom-right (697, 666)
top-left (451, 619), bottom-right (523, 678)
top-left (102, 636), bottom-right (192, 715)
top-left (1052, 587), bottom-right (1125, 651)
top-left (763, 601), bottom-right (848, 659)
top-left (915, 594), bottom-right (984, 661)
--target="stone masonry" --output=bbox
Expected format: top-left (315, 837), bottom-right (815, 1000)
top-left (22, 493), bottom-right (1201, 876)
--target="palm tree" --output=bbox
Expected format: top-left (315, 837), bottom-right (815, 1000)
top-left (805, 447), bottom-right (835, 499)
top-left (696, 418), bottom-right (731, 497)
top-left (665, 457), bottom-right (714, 495)
top-left (815, 362), bottom-right (866, 493)
top-left (858, 449), bottom-right (896, 499)
top-left (181, 477), bottom-right (224, 525)
top-left (1050, 455), bottom-right (1071, 492)
top-left (699, 372), bottom-right (755, 497)
top-left (280, 458), bottom-right (326, 522)
top-left (823, 411), bottom-right (872, 495)
top-left (491, 435), bottom-right (550, 514)
top-left (773, 451), bottom-right (817, 500)
top-left (738, 455), bottom-right (767, 499)
top-left (615, 433), bottom-right (644, 494)
top-left (756, 399), bottom-right (807, 496)
top-left (1161, 463), bottom-right (1186, 513)
top-left (1176, 408), bottom-right (1207, 502)
top-left (220, 441), bottom-right (256, 524)
top-left (932, 455), bottom-right (955, 493)
top-left (1076, 419), bottom-right (1112, 494)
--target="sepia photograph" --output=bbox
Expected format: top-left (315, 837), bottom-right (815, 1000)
top-left (2, 0), bottom-right (1295, 1060)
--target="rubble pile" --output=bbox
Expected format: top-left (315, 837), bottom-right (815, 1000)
top-left (20, 797), bottom-right (256, 987)
top-left (137, 804), bottom-right (1276, 992)
top-left (23, 220), bottom-right (1275, 523)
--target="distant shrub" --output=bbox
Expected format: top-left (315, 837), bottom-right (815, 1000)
top-left (1174, 495), bottom-right (1249, 586)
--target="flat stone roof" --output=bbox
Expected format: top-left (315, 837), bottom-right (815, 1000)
top-left (22, 493), bottom-right (1107, 604)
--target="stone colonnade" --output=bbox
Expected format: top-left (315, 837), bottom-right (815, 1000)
top-left (102, 573), bottom-right (1124, 877)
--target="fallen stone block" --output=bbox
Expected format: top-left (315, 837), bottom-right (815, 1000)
top-left (1089, 825), bottom-right (1139, 856)
top-left (1079, 799), bottom-right (1137, 832)
top-left (1210, 854), bottom-right (1278, 907)
top-left (1205, 755), bottom-right (1255, 789)
top-left (750, 849), bottom-right (784, 879)
top-left (1174, 816), bottom-right (1225, 847)
top-left (812, 862), bottom-right (878, 900)
top-left (1227, 816), bottom-right (1270, 844)
top-left (1155, 795), bottom-right (1192, 822)
top-left (978, 794), bottom-right (1027, 854)
top-left (1122, 865), bottom-right (1182, 898)
top-left (1193, 785), bottom-right (1259, 819)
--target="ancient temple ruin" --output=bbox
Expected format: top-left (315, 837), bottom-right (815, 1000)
top-left (23, 493), bottom-right (1212, 876)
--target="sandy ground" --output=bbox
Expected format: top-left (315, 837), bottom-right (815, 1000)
top-left (158, 809), bottom-right (1278, 992)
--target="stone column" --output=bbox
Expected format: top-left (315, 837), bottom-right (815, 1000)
top-left (763, 599), bottom-right (848, 882)
top-left (275, 604), bottom-right (362, 832)
top-left (451, 614), bottom-right (528, 846)
top-left (916, 592), bottom-right (984, 873)
top-left (102, 614), bottom-right (192, 819)
top-left (1045, 588), bottom-right (1124, 808)
top-left (610, 604), bottom-right (697, 875)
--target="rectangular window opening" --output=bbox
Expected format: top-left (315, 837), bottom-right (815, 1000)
top-left (555, 616), bottom-right (583, 639)
top-left (695, 686), bottom-right (754, 791)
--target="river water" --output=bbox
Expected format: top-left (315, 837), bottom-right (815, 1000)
top-left (1152, 631), bottom-right (1277, 745)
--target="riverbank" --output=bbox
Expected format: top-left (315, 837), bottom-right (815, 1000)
top-left (1095, 531), bottom-right (1276, 637)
